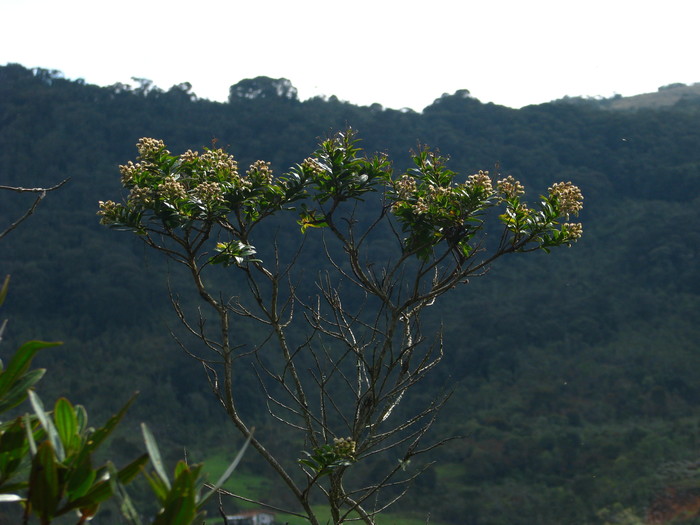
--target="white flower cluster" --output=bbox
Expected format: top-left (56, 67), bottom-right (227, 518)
top-left (467, 170), bottom-right (494, 193)
top-left (127, 186), bottom-right (154, 207)
top-left (201, 148), bottom-right (239, 175)
top-left (426, 184), bottom-right (451, 199)
top-left (563, 222), bottom-right (583, 240)
top-left (119, 160), bottom-right (153, 185)
top-left (158, 177), bottom-right (187, 202)
top-left (247, 160), bottom-right (274, 184)
top-left (193, 181), bottom-right (224, 205)
top-left (301, 157), bottom-right (325, 177)
top-left (549, 182), bottom-right (583, 217)
top-left (97, 200), bottom-right (120, 219)
top-left (180, 149), bottom-right (199, 163)
top-left (136, 138), bottom-right (168, 159)
top-left (497, 175), bottom-right (525, 199)
top-left (332, 437), bottom-right (356, 459)
top-left (394, 174), bottom-right (417, 199)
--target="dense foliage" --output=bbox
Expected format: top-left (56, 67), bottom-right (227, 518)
top-left (2, 63), bottom-right (700, 523)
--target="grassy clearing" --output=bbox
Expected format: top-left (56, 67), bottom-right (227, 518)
top-left (202, 451), bottom-right (272, 504)
top-left (202, 453), bottom-right (448, 524)
top-left (206, 501), bottom-right (446, 525)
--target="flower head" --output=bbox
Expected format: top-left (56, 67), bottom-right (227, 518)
top-left (467, 170), bottom-right (494, 194)
top-left (549, 182), bottom-right (583, 217)
top-left (246, 160), bottom-right (274, 185)
top-left (158, 177), bottom-right (187, 202)
top-left (497, 175), bottom-right (525, 199)
top-left (201, 148), bottom-right (238, 175)
top-left (193, 181), bottom-right (224, 205)
top-left (127, 185), bottom-right (154, 208)
top-left (97, 200), bottom-right (123, 223)
top-left (394, 174), bottom-right (417, 199)
top-left (180, 149), bottom-right (199, 163)
top-left (563, 222), bottom-right (583, 241)
top-left (301, 157), bottom-right (324, 177)
top-left (136, 138), bottom-right (168, 160)
top-left (333, 437), bottom-right (357, 459)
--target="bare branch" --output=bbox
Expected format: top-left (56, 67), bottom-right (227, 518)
top-left (0, 178), bottom-right (69, 240)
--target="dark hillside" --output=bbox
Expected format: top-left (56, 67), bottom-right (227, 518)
top-left (2, 64), bottom-right (700, 523)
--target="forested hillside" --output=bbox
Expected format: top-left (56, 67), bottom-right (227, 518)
top-left (2, 63), bottom-right (700, 524)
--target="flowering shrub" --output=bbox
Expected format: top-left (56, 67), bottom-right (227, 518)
top-left (99, 131), bottom-right (582, 264)
top-left (98, 129), bottom-right (583, 525)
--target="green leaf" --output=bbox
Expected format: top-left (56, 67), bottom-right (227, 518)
top-left (61, 453), bottom-right (148, 513)
top-left (75, 404), bottom-right (88, 434)
top-left (28, 390), bottom-right (65, 462)
top-left (0, 319), bottom-right (7, 353)
top-left (54, 397), bottom-right (79, 454)
top-left (117, 453), bottom-right (149, 485)
top-left (153, 464), bottom-right (199, 525)
top-left (141, 423), bottom-right (170, 489)
top-left (0, 340), bottom-right (60, 399)
top-left (64, 453), bottom-right (95, 501)
top-left (29, 441), bottom-right (62, 520)
top-left (106, 461), bottom-right (143, 525)
top-left (200, 432), bottom-right (252, 505)
top-left (0, 275), bottom-right (9, 307)
top-left (143, 469), bottom-right (170, 504)
top-left (85, 393), bottom-right (138, 453)
top-left (0, 417), bottom-right (29, 483)
top-left (0, 368), bottom-right (46, 412)
top-left (23, 414), bottom-right (37, 457)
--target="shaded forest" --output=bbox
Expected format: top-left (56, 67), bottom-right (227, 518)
top-left (2, 63), bottom-right (700, 524)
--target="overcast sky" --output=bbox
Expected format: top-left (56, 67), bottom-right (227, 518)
top-left (1, 0), bottom-right (698, 110)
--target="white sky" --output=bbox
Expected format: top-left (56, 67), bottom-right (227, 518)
top-left (1, 0), bottom-right (698, 111)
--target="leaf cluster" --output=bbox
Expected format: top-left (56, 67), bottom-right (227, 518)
top-left (99, 130), bottom-right (583, 270)
top-left (0, 274), bottom-right (248, 524)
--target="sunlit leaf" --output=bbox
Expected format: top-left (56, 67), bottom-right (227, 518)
top-left (141, 423), bottom-right (170, 489)
top-left (0, 340), bottom-right (60, 398)
top-left (54, 397), bottom-right (79, 454)
top-left (200, 432), bottom-right (252, 505)
top-left (0, 368), bottom-right (46, 412)
top-left (28, 390), bottom-right (65, 462)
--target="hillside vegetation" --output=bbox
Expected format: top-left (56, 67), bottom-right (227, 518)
top-left (2, 64), bottom-right (700, 524)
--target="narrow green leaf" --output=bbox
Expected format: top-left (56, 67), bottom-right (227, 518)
top-left (60, 454), bottom-right (148, 513)
top-left (54, 397), bottom-right (79, 454)
top-left (0, 319), bottom-right (7, 349)
top-left (29, 441), bottom-right (61, 520)
top-left (141, 423), bottom-right (170, 489)
top-left (85, 393), bottom-right (137, 453)
top-left (23, 414), bottom-right (37, 457)
top-left (200, 432), bottom-right (252, 506)
top-left (28, 390), bottom-right (65, 462)
top-left (64, 453), bottom-right (95, 500)
top-left (117, 453), bottom-right (149, 485)
top-left (0, 275), bottom-right (10, 307)
top-left (75, 404), bottom-right (88, 434)
top-left (143, 469), bottom-right (170, 504)
top-left (107, 462), bottom-right (143, 525)
top-left (0, 368), bottom-right (46, 412)
top-left (0, 417), bottom-right (29, 480)
top-left (0, 340), bottom-right (60, 398)
top-left (153, 467), bottom-right (198, 525)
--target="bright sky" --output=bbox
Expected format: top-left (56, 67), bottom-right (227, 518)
top-left (1, 0), bottom-right (698, 111)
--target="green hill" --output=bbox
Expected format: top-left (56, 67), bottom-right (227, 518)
top-left (2, 63), bottom-right (700, 524)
